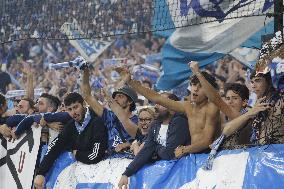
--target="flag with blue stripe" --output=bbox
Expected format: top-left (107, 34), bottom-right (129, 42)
top-left (60, 21), bottom-right (113, 63)
top-left (155, 0), bottom-right (273, 90)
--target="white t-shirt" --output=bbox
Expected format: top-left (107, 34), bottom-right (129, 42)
top-left (157, 124), bottom-right (169, 147)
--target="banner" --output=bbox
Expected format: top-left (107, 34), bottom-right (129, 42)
top-left (45, 144), bottom-right (284, 189)
top-left (0, 126), bottom-right (41, 189)
top-left (270, 57), bottom-right (284, 89)
top-left (5, 88), bottom-right (44, 99)
top-left (133, 66), bottom-right (160, 84)
top-left (60, 21), bottom-right (113, 63)
top-left (139, 53), bottom-right (162, 65)
top-left (229, 47), bottom-right (259, 70)
top-left (103, 58), bottom-right (128, 68)
top-left (230, 19), bottom-right (275, 70)
top-left (155, 0), bottom-right (273, 90)
top-left (45, 153), bottom-right (132, 189)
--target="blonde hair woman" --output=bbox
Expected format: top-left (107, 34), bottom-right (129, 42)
top-left (131, 107), bottom-right (155, 155)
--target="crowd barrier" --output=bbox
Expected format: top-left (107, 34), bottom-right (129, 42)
top-left (47, 145), bottom-right (284, 189)
top-left (0, 126), bottom-right (41, 189)
top-left (1, 127), bottom-right (284, 189)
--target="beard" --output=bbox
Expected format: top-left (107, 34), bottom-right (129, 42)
top-left (117, 101), bottom-right (128, 109)
top-left (156, 110), bottom-right (170, 121)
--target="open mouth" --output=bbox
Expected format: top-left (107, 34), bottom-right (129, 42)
top-left (154, 108), bottom-right (159, 113)
top-left (142, 125), bottom-right (149, 130)
top-left (73, 115), bottom-right (79, 120)
top-left (192, 93), bottom-right (198, 98)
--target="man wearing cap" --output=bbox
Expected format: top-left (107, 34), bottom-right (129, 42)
top-left (81, 69), bottom-right (139, 154)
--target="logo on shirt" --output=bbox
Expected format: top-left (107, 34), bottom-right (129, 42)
top-left (112, 135), bottom-right (122, 148)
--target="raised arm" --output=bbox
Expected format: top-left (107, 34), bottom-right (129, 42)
top-left (26, 70), bottom-right (34, 100)
top-left (115, 67), bottom-right (185, 113)
top-left (107, 97), bottom-right (138, 138)
top-left (222, 100), bottom-right (270, 137)
top-left (189, 61), bottom-right (240, 120)
top-left (80, 69), bottom-right (104, 117)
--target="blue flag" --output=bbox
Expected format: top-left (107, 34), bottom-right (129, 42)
top-left (155, 0), bottom-right (273, 90)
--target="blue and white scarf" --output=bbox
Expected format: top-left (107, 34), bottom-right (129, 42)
top-left (75, 107), bottom-right (91, 134)
top-left (203, 108), bottom-right (248, 170)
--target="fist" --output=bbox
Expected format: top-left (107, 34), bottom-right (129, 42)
top-left (188, 61), bottom-right (200, 74)
top-left (118, 175), bottom-right (129, 189)
top-left (34, 175), bottom-right (45, 189)
top-left (175, 145), bottom-right (186, 158)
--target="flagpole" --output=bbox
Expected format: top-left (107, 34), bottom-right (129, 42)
top-left (274, 0), bottom-right (283, 34)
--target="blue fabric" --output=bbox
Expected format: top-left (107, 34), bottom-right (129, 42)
top-left (14, 112), bottom-right (71, 136)
top-left (131, 145), bottom-right (284, 189)
top-left (43, 112), bottom-right (71, 124)
top-left (102, 108), bottom-right (138, 150)
top-left (156, 20), bottom-right (274, 90)
top-left (157, 41), bottom-right (223, 90)
top-left (40, 144), bottom-right (48, 163)
top-left (241, 20), bottom-right (274, 49)
top-left (14, 115), bottom-right (34, 135)
top-left (45, 152), bottom-right (76, 189)
top-left (154, 1), bottom-right (273, 90)
top-left (202, 134), bottom-right (225, 170)
top-left (74, 107), bottom-right (91, 134)
top-left (270, 61), bottom-right (284, 90)
top-left (75, 183), bottom-right (114, 189)
top-left (152, 0), bottom-right (175, 38)
top-left (45, 144), bottom-right (284, 189)
top-left (6, 114), bottom-right (27, 127)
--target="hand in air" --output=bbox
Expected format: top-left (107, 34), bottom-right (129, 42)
top-left (80, 69), bottom-right (92, 98)
top-left (114, 67), bottom-right (131, 84)
top-left (188, 61), bottom-right (200, 74)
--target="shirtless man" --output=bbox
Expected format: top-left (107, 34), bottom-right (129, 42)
top-left (115, 66), bottom-right (220, 158)
top-left (189, 61), bottom-right (252, 149)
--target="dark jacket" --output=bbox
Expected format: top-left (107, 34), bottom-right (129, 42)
top-left (37, 109), bottom-right (108, 176)
top-left (5, 112), bottom-right (71, 136)
top-left (123, 113), bottom-right (190, 177)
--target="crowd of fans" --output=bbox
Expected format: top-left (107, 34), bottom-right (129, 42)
top-left (1, 28), bottom-right (284, 188)
top-left (0, 40), bottom-right (283, 188)
top-left (0, 31), bottom-right (164, 100)
top-left (0, 0), bottom-right (284, 188)
top-left (1, 0), bottom-right (152, 42)
top-left (0, 1), bottom-right (284, 188)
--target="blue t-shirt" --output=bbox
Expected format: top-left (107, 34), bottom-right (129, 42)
top-left (102, 108), bottom-right (138, 150)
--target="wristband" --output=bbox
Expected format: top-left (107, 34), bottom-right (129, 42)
top-left (195, 71), bottom-right (202, 76)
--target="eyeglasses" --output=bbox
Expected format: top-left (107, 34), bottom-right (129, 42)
top-left (138, 117), bottom-right (152, 123)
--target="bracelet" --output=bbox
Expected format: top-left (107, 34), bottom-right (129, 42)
top-left (195, 71), bottom-right (202, 76)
